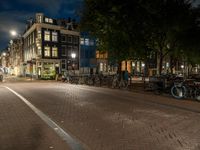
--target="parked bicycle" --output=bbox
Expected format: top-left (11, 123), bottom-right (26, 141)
top-left (111, 74), bottom-right (128, 89)
top-left (149, 74), bottom-right (180, 95)
top-left (171, 78), bottom-right (200, 101)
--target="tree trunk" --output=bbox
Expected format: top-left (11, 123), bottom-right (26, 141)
top-left (158, 51), bottom-right (163, 75)
top-left (159, 54), bottom-right (163, 75)
top-left (117, 61), bottom-right (122, 79)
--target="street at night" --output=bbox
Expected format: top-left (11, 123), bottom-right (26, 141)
top-left (2, 0), bottom-right (200, 149)
top-left (1, 80), bottom-right (200, 150)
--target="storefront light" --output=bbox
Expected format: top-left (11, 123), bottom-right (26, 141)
top-left (166, 62), bottom-right (169, 67)
top-left (132, 62), bottom-right (135, 67)
top-left (142, 63), bottom-right (145, 67)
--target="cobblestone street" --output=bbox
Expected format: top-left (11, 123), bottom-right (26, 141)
top-left (1, 81), bottom-right (200, 150)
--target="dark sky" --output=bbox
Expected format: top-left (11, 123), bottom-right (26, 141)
top-left (0, 0), bottom-right (83, 51)
top-left (0, 0), bottom-right (200, 52)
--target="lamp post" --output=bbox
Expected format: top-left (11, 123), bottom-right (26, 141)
top-left (71, 53), bottom-right (76, 75)
top-left (181, 65), bottom-right (184, 77)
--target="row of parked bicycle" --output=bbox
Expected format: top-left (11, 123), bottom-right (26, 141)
top-left (61, 73), bottom-right (200, 101)
top-left (149, 74), bottom-right (200, 101)
top-left (61, 74), bottom-right (129, 89)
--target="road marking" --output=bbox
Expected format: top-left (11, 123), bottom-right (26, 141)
top-left (4, 86), bottom-right (84, 150)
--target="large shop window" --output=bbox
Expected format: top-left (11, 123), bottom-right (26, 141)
top-left (52, 47), bottom-right (58, 57)
top-left (44, 31), bottom-right (50, 41)
top-left (44, 46), bottom-right (50, 57)
top-left (52, 32), bottom-right (58, 42)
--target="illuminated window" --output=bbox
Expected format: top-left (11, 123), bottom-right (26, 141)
top-left (38, 46), bottom-right (41, 55)
top-left (32, 32), bottom-right (34, 43)
top-left (37, 30), bottom-right (41, 39)
top-left (52, 32), bottom-right (58, 42)
top-left (45, 17), bottom-right (53, 23)
top-left (52, 47), bottom-right (58, 57)
top-left (85, 38), bottom-right (89, 45)
top-left (44, 46), bottom-right (50, 57)
top-left (44, 31), bottom-right (50, 41)
top-left (37, 15), bottom-right (42, 23)
top-left (80, 38), bottom-right (84, 45)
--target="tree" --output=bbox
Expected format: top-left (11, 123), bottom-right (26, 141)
top-left (80, 0), bottom-right (200, 75)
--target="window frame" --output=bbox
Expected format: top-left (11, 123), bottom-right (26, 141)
top-left (52, 47), bottom-right (58, 58)
top-left (44, 46), bottom-right (51, 57)
top-left (44, 31), bottom-right (50, 41)
top-left (52, 31), bottom-right (58, 42)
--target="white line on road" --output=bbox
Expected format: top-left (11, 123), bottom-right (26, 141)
top-left (4, 86), bottom-right (84, 150)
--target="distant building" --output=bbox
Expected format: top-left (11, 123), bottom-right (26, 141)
top-left (7, 38), bottom-right (23, 76)
top-left (80, 32), bottom-right (97, 74)
top-left (23, 13), bottom-right (80, 79)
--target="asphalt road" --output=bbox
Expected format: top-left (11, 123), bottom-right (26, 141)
top-left (1, 81), bottom-right (200, 150)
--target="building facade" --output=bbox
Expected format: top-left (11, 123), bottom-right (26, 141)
top-left (23, 13), bottom-right (79, 79)
top-left (7, 38), bottom-right (23, 76)
top-left (80, 32), bottom-right (97, 74)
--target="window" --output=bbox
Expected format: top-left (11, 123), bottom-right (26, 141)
top-left (32, 32), bottom-right (35, 43)
top-left (38, 46), bottom-right (41, 55)
top-left (61, 45), bottom-right (67, 56)
top-left (45, 17), bottom-right (53, 23)
top-left (52, 47), bottom-right (58, 57)
top-left (44, 31), bottom-right (50, 41)
top-left (80, 38), bottom-right (84, 45)
top-left (68, 35), bottom-right (72, 43)
top-left (37, 15), bottom-right (42, 23)
top-left (68, 46), bottom-right (72, 56)
top-left (52, 32), bottom-right (58, 42)
top-left (73, 36), bottom-right (79, 44)
top-left (89, 39), bottom-right (94, 46)
top-left (61, 35), bottom-right (66, 42)
top-left (44, 46), bottom-right (50, 57)
top-left (85, 38), bottom-right (89, 46)
top-left (30, 34), bottom-right (32, 44)
top-left (61, 59), bottom-right (66, 69)
top-left (37, 30), bottom-right (41, 39)
top-left (73, 46), bottom-right (78, 52)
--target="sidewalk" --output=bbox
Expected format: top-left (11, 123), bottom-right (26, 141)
top-left (2, 75), bottom-right (56, 83)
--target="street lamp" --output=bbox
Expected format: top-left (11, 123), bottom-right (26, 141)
top-left (10, 30), bottom-right (17, 37)
top-left (71, 53), bottom-right (76, 75)
top-left (2, 52), bottom-right (6, 57)
top-left (71, 53), bottom-right (76, 59)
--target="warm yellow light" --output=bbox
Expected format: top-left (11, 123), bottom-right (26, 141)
top-left (10, 30), bottom-right (17, 36)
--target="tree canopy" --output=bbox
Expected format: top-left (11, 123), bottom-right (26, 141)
top-left (80, 0), bottom-right (200, 74)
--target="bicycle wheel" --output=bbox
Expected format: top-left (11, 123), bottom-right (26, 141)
top-left (119, 80), bottom-right (128, 89)
top-left (171, 86), bottom-right (186, 99)
top-left (195, 88), bottom-right (200, 101)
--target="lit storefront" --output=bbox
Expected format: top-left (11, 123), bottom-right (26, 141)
top-left (37, 59), bottom-right (60, 79)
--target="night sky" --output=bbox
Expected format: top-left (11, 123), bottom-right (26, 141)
top-left (0, 0), bottom-right (83, 51)
top-left (0, 0), bottom-right (200, 52)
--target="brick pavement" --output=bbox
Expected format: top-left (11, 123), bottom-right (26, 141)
top-left (5, 82), bottom-right (200, 150)
top-left (0, 86), bottom-right (70, 150)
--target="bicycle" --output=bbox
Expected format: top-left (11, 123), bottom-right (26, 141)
top-left (171, 79), bottom-right (200, 101)
top-left (111, 74), bottom-right (128, 89)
